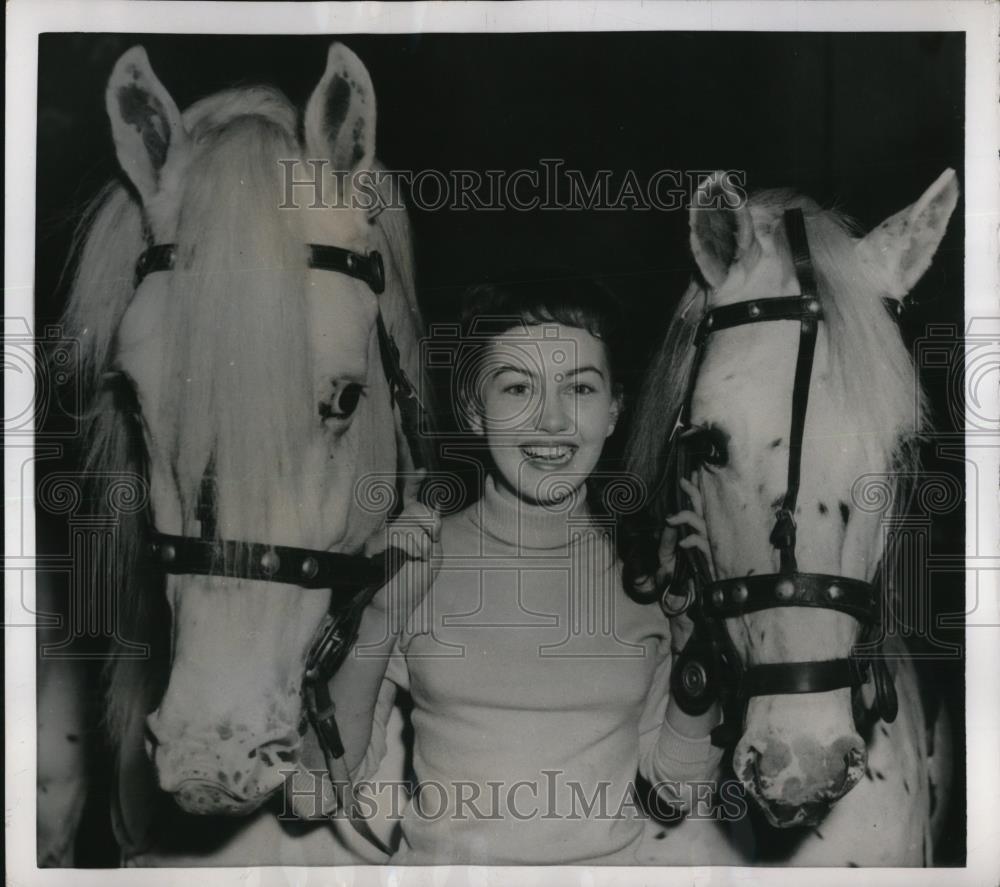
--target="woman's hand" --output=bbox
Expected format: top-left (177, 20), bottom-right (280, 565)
top-left (371, 501), bottom-right (441, 562)
top-left (658, 475), bottom-right (714, 655)
top-left (657, 475), bottom-right (714, 587)
top-left (661, 475), bottom-right (723, 742)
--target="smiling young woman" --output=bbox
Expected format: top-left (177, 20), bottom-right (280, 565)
top-left (324, 271), bottom-right (722, 865)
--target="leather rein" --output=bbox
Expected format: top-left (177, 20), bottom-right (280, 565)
top-left (647, 208), bottom-right (900, 749)
top-left (132, 237), bottom-right (426, 854)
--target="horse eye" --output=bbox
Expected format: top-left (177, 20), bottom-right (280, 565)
top-left (319, 382), bottom-right (365, 423)
top-left (336, 383), bottom-right (364, 416)
top-left (683, 425), bottom-right (729, 469)
top-left (703, 435), bottom-right (728, 466)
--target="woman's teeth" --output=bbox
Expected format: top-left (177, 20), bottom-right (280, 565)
top-left (521, 445), bottom-right (574, 463)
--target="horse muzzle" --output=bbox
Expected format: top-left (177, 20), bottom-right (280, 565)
top-left (145, 713), bottom-right (302, 816)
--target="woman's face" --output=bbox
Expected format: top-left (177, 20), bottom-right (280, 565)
top-left (470, 322), bottom-right (620, 505)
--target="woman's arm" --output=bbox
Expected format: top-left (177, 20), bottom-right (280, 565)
top-left (637, 474), bottom-right (724, 810)
top-left (327, 606), bottom-right (403, 777)
top-left (637, 636), bottom-right (724, 814)
top-left (327, 506), bottom-right (440, 776)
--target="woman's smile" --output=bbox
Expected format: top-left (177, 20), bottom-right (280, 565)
top-left (518, 442), bottom-right (578, 467)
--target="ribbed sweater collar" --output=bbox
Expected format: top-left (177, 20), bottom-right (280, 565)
top-left (469, 475), bottom-right (592, 552)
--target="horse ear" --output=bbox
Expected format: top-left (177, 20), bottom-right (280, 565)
top-left (105, 46), bottom-right (187, 205)
top-left (857, 168), bottom-right (959, 298)
top-left (304, 43), bottom-right (377, 174)
top-left (689, 172), bottom-right (755, 288)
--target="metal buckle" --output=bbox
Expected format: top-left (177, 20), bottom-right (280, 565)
top-left (660, 579), bottom-right (696, 617)
top-left (305, 613), bottom-right (355, 683)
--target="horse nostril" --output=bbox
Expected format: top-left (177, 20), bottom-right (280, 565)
top-left (238, 732), bottom-right (303, 798)
top-left (251, 732), bottom-right (301, 769)
top-left (735, 744), bottom-right (763, 792)
top-left (835, 734), bottom-right (865, 764)
top-left (838, 734), bottom-right (867, 790)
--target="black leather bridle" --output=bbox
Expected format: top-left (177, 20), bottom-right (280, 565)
top-left (648, 208), bottom-right (900, 749)
top-left (132, 237), bottom-right (426, 853)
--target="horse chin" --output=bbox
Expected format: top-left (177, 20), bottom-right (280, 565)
top-left (757, 798), bottom-right (831, 829)
top-left (739, 762), bottom-right (827, 829)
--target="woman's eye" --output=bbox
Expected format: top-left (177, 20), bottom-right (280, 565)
top-left (503, 382), bottom-right (530, 396)
top-left (319, 382), bottom-right (365, 424)
top-left (570, 383), bottom-right (596, 395)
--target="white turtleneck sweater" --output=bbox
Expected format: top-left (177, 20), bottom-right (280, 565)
top-left (358, 475), bottom-right (722, 865)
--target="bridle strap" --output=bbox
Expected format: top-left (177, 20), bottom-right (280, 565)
top-left (309, 243), bottom-right (386, 295)
top-left (704, 573), bottom-right (876, 624)
top-left (693, 294), bottom-right (821, 346)
top-left (740, 659), bottom-right (861, 698)
top-left (375, 312), bottom-right (427, 472)
top-left (133, 242), bottom-right (386, 295)
top-left (786, 207), bottom-right (818, 296)
top-left (771, 208), bottom-right (820, 573)
top-left (306, 679), bottom-right (393, 855)
top-left (148, 532), bottom-right (394, 593)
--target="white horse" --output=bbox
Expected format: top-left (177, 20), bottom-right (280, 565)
top-left (48, 42), bottom-right (423, 865)
top-left (626, 170), bottom-right (958, 865)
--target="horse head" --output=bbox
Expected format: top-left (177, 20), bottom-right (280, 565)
top-left (69, 42), bottom-right (419, 818)
top-left (629, 169), bottom-right (957, 828)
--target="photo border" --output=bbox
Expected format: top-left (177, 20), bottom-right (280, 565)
top-left (6, 2), bottom-right (998, 885)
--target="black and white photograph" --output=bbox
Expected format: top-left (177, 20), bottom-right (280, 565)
top-left (6, 1), bottom-right (999, 884)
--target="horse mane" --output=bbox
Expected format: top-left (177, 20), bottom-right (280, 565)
top-left (61, 177), bottom-right (160, 748)
top-left (62, 84), bottom-right (424, 750)
top-left (624, 279), bottom-right (705, 518)
top-left (624, 189), bottom-right (927, 586)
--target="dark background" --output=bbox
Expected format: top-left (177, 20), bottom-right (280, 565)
top-left (34, 31), bottom-right (965, 865)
